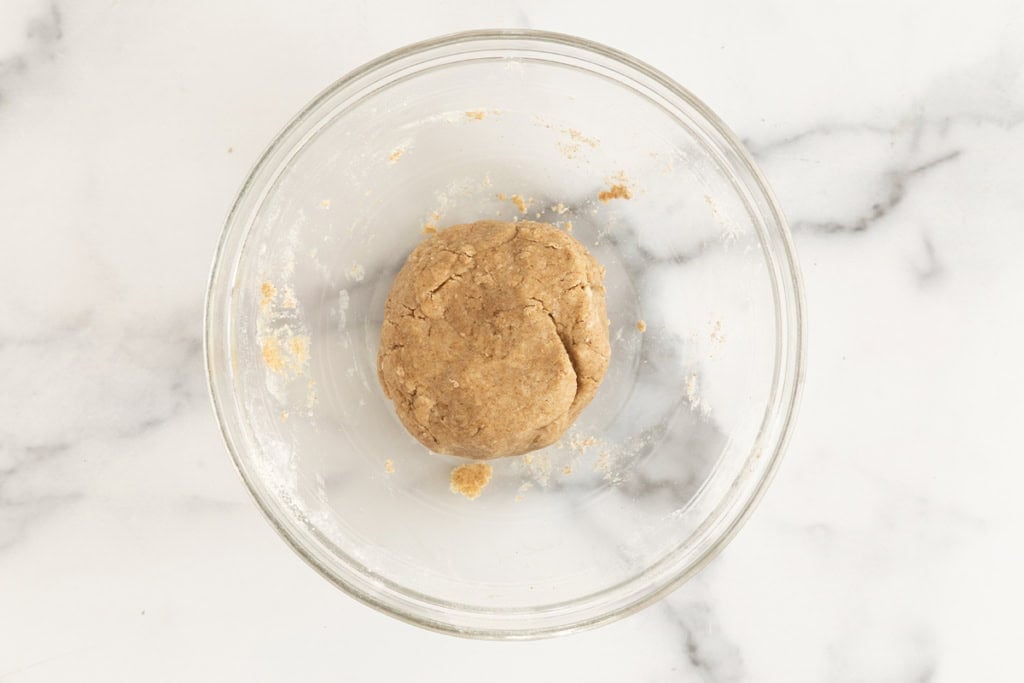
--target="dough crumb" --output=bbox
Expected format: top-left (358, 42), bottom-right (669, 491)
top-left (319, 199), bottom-right (331, 209)
top-left (423, 224), bottom-right (437, 235)
top-left (710, 319), bottom-right (725, 344)
top-left (686, 373), bottom-right (700, 408)
top-left (465, 110), bottom-right (486, 121)
top-left (598, 184), bottom-right (632, 203)
top-left (261, 337), bottom-right (284, 372)
top-left (281, 410), bottom-right (289, 422)
top-left (510, 194), bottom-right (529, 213)
top-left (637, 319), bottom-right (647, 332)
top-left (551, 203), bottom-right (569, 215)
top-left (450, 463), bottom-right (493, 499)
top-left (384, 459), bottom-right (395, 474)
top-left (280, 286), bottom-right (298, 309)
top-left (564, 221), bottom-right (573, 232)
top-left (558, 141), bottom-right (581, 159)
top-left (567, 129), bottom-right (599, 147)
top-left (388, 148), bottom-right (405, 163)
top-left (562, 464), bottom-right (573, 475)
top-left (523, 452), bottom-right (553, 486)
top-left (496, 192), bottom-right (507, 201)
top-left (570, 434), bottom-right (600, 453)
top-left (288, 335), bottom-right (310, 367)
top-left (260, 281), bottom-right (277, 309)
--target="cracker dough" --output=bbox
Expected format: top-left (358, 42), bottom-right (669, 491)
top-left (377, 220), bottom-right (610, 459)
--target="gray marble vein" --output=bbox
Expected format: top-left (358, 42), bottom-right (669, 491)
top-left (0, 3), bottom-right (62, 101)
top-left (657, 599), bottom-right (746, 683)
top-left (791, 149), bottom-right (962, 234)
top-left (0, 323), bottom-right (204, 550)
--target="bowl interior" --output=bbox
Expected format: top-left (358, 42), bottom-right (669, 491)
top-left (208, 32), bottom-right (799, 637)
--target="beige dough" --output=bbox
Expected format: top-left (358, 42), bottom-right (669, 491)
top-left (377, 220), bottom-right (610, 459)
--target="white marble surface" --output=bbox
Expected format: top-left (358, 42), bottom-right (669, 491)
top-left (2, 0), bottom-right (1022, 680)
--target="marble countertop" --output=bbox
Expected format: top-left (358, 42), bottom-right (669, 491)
top-left (2, 0), bottom-right (1022, 680)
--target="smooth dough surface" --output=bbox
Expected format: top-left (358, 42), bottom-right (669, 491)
top-left (377, 220), bottom-right (610, 459)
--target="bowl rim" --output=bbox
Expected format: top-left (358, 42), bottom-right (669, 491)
top-left (204, 28), bottom-right (806, 640)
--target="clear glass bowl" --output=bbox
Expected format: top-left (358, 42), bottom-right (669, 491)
top-left (205, 30), bottom-right (804, 639)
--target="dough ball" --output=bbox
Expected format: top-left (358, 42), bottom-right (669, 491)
top-left (377, 220), bottom-right (610, 459)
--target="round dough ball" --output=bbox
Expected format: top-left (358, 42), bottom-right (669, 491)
top-left (377, 220), bottom-right (610, 459)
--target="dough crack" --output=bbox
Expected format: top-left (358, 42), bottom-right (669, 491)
top-left (529, 297), bottom-right (582, 403)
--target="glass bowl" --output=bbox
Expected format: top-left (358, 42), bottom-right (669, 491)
top-left (205, 30), bottom-right (804, 639)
